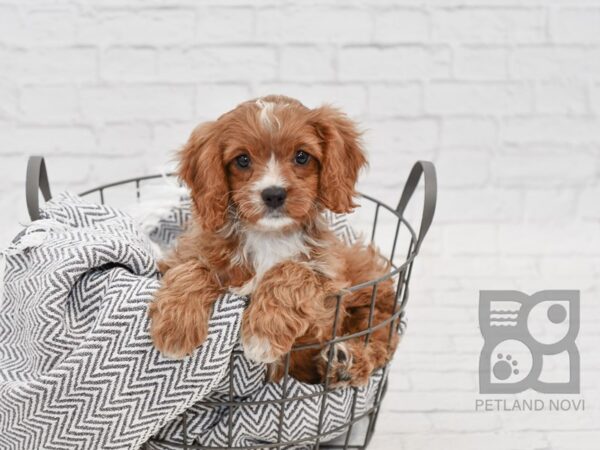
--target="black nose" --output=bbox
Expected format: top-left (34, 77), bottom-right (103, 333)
top-left (261, 186), bottom-right (287, 209)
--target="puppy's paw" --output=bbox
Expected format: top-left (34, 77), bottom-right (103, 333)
top-left (319, 342), bottom-right (354, 388)
top-left (241, 334), bottom-right (280, 364)
top-left (241, 304), bottom-right (296, 364)
top-left (148, 289), bottom-right (209, 359)
top-left (241, 260), bottom-right (326, 365)
top-left (319, 341), bottom-right (373, 388)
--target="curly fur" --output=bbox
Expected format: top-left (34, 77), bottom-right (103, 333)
top-left (148, 95), bottom-right (399, 387)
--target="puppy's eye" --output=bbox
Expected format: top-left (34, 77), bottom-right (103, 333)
top-left (294, 150), bottom-right (310, 165)
top-left (235, 154), bottom-right (251, 169)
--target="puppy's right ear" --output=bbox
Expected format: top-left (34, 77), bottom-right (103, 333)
top-left (179, 122), bottom-right (229, 232)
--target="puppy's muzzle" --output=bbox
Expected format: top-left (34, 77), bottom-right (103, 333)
top-left (261, 186), bottom-right (286, 209)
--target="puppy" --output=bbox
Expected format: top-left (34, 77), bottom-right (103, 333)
top-left (148, 95), bottom-right (399, 387)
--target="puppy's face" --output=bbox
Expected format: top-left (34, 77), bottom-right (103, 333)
top-left (179, 95), bottom-right (367, 233)
top-left (223, 100), bottom-right (324, 231)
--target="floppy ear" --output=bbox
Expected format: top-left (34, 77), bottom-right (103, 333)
top-left (179, 122), bottom-right (229, 232)
top-left (311, 106), bottom-right (367, 213)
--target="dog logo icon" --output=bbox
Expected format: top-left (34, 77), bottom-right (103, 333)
top-left (479, 290), bottom-right (580, 394)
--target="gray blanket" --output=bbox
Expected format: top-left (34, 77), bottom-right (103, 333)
top-left (0, 192), bottom-right (382, 450)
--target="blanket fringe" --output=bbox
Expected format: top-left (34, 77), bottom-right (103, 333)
top-left (7, 219), bottom-right (67, 254)
top-left (124, 177), bottom-right (188, 236)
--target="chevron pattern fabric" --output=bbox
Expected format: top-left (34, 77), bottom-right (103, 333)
top-left (0, 192), bottom-right (386, 449)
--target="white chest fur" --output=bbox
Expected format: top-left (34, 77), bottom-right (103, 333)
top-left (244, 228), bottom-right (308, 276)
top-left (232, 228), bottom-right (309, 296)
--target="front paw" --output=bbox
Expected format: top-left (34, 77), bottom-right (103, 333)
top-left (240, 302), bottom-right (297, 364)
top-left (319, 341), bottom-right (373, 388)
top-left (241, 334), bottom-right (281, 364)
top-left (241, 261), bottom-right (327, 364)
top-left (148, 288), bottom-right (209, 359)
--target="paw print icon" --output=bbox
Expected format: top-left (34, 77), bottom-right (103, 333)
top-left (479, 290), bottom-right (580, 394)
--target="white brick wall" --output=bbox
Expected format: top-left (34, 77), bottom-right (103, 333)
top-left (1, 1), bottom-right (599, 449)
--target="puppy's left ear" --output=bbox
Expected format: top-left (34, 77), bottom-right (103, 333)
top-left (311, 106), bottom-right (367, 213)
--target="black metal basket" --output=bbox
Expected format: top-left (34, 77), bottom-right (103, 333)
top-left (25, 156), bottom-right (437, 450)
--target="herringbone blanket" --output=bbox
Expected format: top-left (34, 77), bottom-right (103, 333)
top-left (0, 192), bottom-right (383, 450)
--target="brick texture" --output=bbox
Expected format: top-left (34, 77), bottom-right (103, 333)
top-left (1, 2), bottom-right (599, 449)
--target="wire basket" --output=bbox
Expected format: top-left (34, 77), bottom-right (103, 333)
top-left (25, 156), bottom-right (437, 450)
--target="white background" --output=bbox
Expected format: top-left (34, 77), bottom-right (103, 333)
top-left (1, 1), bottom-right (599, 449)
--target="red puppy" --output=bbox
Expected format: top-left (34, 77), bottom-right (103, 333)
top-left (148, 96), bottom-right (399, 386)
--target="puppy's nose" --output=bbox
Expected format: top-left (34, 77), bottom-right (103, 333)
top-left (261, 186), bottom-right (287, 209)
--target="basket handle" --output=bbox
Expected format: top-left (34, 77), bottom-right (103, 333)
top-left (396, 161), bottom-right (437, 252)
top-left (26, 156), bottom-right (52, 222)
